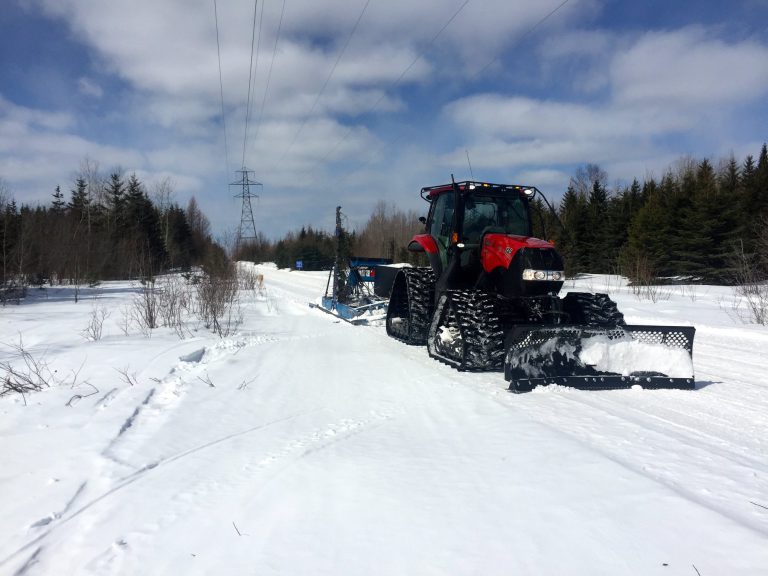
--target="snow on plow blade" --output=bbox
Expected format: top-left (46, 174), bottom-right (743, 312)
top-left (504, 325), bottom-right (695, 393)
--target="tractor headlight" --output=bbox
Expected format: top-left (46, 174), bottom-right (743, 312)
top-left (522, 269), bottom-right (565, 281)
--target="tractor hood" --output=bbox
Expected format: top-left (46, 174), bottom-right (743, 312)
top-left (480, 234), bottom-right (555, 273)
top-left (481, 234), bottom-right (565, 298)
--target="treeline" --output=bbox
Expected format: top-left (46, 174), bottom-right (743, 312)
top-left (0, 169), bottom-right (226, 293)
top-left (234, 201), bottom-right (426, 269)
top-left (238, 144), bottom-right (768, 286)
top-left (551, 144), bottom-right (768, 283)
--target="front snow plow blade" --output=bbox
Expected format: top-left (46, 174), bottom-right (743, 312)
top-left (504, 325), bottom-right (695, 393)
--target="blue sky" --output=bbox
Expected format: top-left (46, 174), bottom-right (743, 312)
top-left (1, 0), bottom-right (767, 240)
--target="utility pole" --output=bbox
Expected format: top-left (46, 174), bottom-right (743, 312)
top-left (230, 167), bottom-right (261, 246)
top-left (333, 206), bottom-right (342, 306)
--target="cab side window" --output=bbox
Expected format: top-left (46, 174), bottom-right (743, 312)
top-left (429, 192), bottom-right (454, 248)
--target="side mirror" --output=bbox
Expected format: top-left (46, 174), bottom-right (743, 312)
top-left (418, 216), bottom-right (427, 224)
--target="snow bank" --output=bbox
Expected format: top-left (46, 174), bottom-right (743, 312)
top-left (579, 335), bottom-right (694, 378)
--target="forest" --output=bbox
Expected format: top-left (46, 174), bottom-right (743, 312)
top-left (0, 166), bottom-right (226, 302)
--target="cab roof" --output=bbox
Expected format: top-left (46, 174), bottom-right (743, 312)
top-left (420, 181), bottom-right (538, 201)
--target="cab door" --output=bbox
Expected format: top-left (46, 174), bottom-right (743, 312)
top-left (427, 191), bottom-right (454, 270)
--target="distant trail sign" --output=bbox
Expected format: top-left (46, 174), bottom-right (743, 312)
top-left (296, 260), bottom-right (303, 270)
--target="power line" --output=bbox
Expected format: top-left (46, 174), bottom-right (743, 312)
top-left (242, 0), bottom-right (266, 168)
top-left (470, 0), bottom-right (573, 82)
top-left (326, 0), bottom-right (576, 178)
top-left (213, 0), bottom-right (230, 177)
top-left (317, 0), bottom-right (470, 165)
top-left (273, 0), bottom-right (373, 169)
top-left (252, 0), bottom-right (287, 144)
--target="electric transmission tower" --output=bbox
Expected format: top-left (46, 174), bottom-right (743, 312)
top-left (230, 167), bottom-right (262, 245)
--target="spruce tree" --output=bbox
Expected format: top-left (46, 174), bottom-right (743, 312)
top-left (51, 186), bottom-right (66, 215)
top-left (607, 179), bottom-right (643, 272)
top-left (106, 172), bottom-right (125, 234)
top-left (558, 185), bottom-right (589, 275)
top-left (585, 179), bottom-right (611, 273)
top-left (669, 163), bottom-right (712, 280)
top-left (755, 143), bottom-right (768, 217)
top-left (68, 178), bottom-right (90, 221)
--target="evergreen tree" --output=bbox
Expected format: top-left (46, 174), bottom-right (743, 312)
top-left (51, 186), bottom-right (66, 215)
top-left (755, 143), bottom-right (768, 217)
top-left (697, 159), bottom-right (733, 281)
top-left (623, 175), bottom-right (675, 280)
top-left (558, 185), bottom-right (589, 275)
top-left (166, 205), bottom-right (194, 270)
top-left (106, 172), bottom-right (125, 233)
top-left (607, 179), bottom-right (642, 271)
top-left (123, 174), bottom-right (166, 276)
top-left (585, 179), bottom-right (611, 273)
top-left (68, 178), bottom-right (90, 221)
top-left (668, 163), bottom-right (710, 279)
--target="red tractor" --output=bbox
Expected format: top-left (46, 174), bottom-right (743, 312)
top-left (385, 179), bottom-right (695, 392)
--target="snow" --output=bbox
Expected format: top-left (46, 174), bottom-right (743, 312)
top-left (1, 270), bottom-right (767, 575)
top-left (579, 335), bottom-right (694, 378)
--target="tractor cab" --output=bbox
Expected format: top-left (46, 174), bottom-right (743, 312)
top-left (423, 182), bottom-right (533, 263)
top-left (410, 181), bottom-right (560, 299)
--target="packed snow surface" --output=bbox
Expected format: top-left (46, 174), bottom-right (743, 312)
top-left (579, 335), bottom-right (695, 378)
top-left (1, 269), bottom-right (767, 575)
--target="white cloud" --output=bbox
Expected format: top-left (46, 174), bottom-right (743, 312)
top-left (442, 26), bottom-right (768, 192)
top-left (611, 27), bottom-right (768, 106)
top-left (77, 77), bottom-right (103, 98)
top-left (539, 29), bottom-right (613, 60)
top-left (446, 95), bottom-right (695, 141)
top-left (8, 1), bottom-right (766, 236)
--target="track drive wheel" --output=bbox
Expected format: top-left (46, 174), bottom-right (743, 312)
top-left (385, 267), bottom-right (435, 345)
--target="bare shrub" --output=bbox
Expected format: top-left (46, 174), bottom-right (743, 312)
top-left (0, 336), bottom-right (57, 404)
top-left (156, 275), bottom-right (194, 338)
top-left (66, 382), bottom-right (99, 407)
top-left (82, 303), bottom-right (111, 341)
top-left (237, 267), bottom-right (262, 291)
top-left (115, 366), bottom-right (139, 387)
top-left (628, 255), bottom-right (670, 303)
top-left (197, 265), bottom-right (241, 337)
top-left (131, 279), bottom-right (160, 336)
top-left (0, 278), bottom-right (27, 306)
top-left (118, 304), bottom-right (132, 336)
top-left (730, 240), bottom-right (768, 325)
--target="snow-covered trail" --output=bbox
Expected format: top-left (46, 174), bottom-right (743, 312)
top-left (1, 267), bottom-right (767, 575)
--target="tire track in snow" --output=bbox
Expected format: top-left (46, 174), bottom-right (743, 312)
top-left (99, 331), bottom-right (331, 467)
top-left (123, 411), bottom-right (399, 556)
top-left (0, 408), bottom-right (324, 572)
top-left (484, 388), bottom-right (768, 538)
top-left (253, 411), bottom-right (397, 473)
top-left (563, 392), bottom-right (768, 472)
top-left (394, 337), bottom-right (768, 538)
top-left (554, 391), bottom-right (768, 479)
top-left (2, 328), bottom-right (342, 571)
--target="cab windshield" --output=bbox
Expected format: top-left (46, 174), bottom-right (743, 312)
top-left (462, 194), bottom-right (530, 243)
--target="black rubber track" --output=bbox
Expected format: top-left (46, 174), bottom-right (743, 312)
top-left (386, 268), bottom-right (436, 345)
top-left (562, 292), bottom-right (625, 326)
top-left (427, 290), bottom-right (506, 371)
